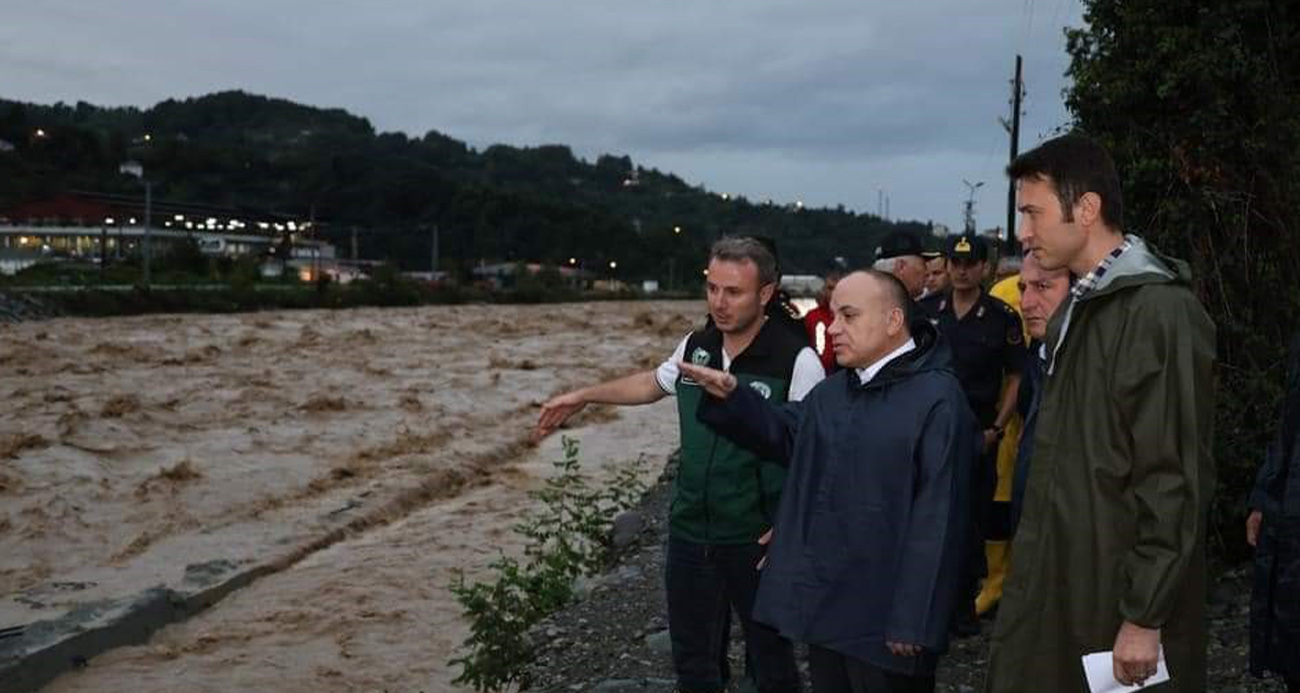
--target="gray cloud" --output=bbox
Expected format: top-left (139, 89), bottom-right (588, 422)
top-left (1, 0), bottom-right (1082, 231)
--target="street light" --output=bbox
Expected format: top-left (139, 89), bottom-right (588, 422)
top-left (119, 161), bottom-right (153, 287)
top-left (962, 179), bottom-right (985, 235)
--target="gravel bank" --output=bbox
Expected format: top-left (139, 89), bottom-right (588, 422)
top-left (523, 458), bottom-right (1291, 693)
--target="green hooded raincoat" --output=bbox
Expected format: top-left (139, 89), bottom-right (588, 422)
top-left (986, 236), bottom-right (1216, 692)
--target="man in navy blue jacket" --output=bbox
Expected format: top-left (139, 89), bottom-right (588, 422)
top-left (681, 269), bottom-right (981, 693)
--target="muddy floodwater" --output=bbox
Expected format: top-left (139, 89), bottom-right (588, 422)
top-left (0, 301), bottom-right (699, 692)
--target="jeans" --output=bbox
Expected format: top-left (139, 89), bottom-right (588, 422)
top-left (665, 535), bottom-right (800, 693)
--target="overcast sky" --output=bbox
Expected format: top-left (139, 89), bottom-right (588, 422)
top-left (2, 0), bottom-right (1083, 233)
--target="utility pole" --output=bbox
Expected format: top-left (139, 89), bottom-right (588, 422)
top-left (350, 226), bottom-right (359, 261)
top-left (100, 223), bottom-right (107, 282)
top-left (1005, 54), bottom-right (1024, 243)
top-left (430, 224), bottom-right (440, 277)
top-left (143, 179), bottom-right (152, 289)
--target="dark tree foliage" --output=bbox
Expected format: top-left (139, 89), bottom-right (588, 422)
top-left (0, 90), bottom-right (925, 281)
top-left (1065, 0), bottom-right (1300, 562)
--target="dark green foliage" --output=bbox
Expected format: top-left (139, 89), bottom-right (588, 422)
top-left (449, 437), bottom-right (649, 691)
top-left (0, 90), bottom-right (925, 282)
top-left (1065, 0), bottom-right (1300, 563)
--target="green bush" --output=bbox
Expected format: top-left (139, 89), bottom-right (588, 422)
top-left (449, 437), bottom-right (649, 692)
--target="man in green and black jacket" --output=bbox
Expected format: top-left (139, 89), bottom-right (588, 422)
top-left (537, 236), bottom-right (824, 693)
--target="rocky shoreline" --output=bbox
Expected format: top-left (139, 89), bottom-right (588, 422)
top-left (521, 458), bottom-right (1290, 692)
top-left (0, 292), bottom-right (60, 324)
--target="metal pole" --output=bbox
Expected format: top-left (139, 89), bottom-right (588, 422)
top-left (431, 224), bottom-right (439, 277)
top-left (143, 180), bottom-right (152, 288)
top-left (1006, 54), bottom-right (1023, 243)
top-left (100, 224), bottom-right (107, 282)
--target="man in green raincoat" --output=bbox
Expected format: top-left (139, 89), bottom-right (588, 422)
top-left (986, 133), bottom-right (1216, 692)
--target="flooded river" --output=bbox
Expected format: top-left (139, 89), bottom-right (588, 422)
top-left (0, 301), bottom-right (699, 692)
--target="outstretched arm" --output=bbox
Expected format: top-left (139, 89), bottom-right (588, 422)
top-left (534, 370), bottom-right (666, 441)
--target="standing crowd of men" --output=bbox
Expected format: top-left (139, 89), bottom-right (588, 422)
top-left (535, 133), bottom-right (1297, 692)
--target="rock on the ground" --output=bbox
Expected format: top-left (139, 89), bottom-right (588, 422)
top-left (611, 511), bottom-right (645, 550)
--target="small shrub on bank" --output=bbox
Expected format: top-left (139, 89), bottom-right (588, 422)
top-left (449, 437), bottom-right (649, 692)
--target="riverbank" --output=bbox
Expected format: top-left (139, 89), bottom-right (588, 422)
top-left (522, 463), bottom-right (1288, 693)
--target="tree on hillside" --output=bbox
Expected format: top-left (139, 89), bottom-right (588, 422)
top-left (1065, 0), bottom-right (1300, 560)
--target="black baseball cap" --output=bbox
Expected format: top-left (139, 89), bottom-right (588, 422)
top-left (945, 233), bottom-right (989, 262)
top-left (875, 232), bottom-right (925, 261)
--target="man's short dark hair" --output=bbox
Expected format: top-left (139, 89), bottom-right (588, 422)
top-left (710, 236), bottom-right (778, 286)
top-left (1006, 132), bottom-right (1124, 229)
top-left (861, 268), bottom-right (914, 330)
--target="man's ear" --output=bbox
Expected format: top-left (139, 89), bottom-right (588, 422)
top-left (1075, 192), bottom-right (1102, 227)
top-left (759, 282), bottom-right (776, 306)
top-left (887, 306), bottom-right (905, 335)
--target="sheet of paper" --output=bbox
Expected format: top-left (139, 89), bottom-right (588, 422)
top-left (1081, 646), bottom-right (1170, 692)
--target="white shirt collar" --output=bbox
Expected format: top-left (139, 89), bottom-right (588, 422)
top-left (855, 338), bottom-right (917, 385)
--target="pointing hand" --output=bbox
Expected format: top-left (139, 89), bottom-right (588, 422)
top-left (534, 390), bottom-right (586, 442)
top-left (678, 362), bottom-right (737, 399)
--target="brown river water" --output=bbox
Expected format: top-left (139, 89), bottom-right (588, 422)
top-left (0, 301), bottom-right (698, 692)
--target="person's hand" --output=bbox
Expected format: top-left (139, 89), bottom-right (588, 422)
top-left (1247, 509), bottom-right (1263, 548)
top-left (533, 390), bottom-right (586, 442)
top-left (886, 642), bottom-right (922, 657)
top-left (1112, 621), bottom-right (1160, 686)
top-left (756, 528), bottom-right (773, 570)
top-left (678, 362), bottom-right (737, 399)
top-left (982, 428), bottom-right (1000, 451)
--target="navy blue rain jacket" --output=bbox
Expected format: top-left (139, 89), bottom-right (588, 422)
top-left (1250, 328), bottom-right (1300, 679)
top-left (698, 319), bottom-right (980, 676)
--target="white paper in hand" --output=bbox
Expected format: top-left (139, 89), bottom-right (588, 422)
top-left (1081, 646), bottom-right (1170, 692)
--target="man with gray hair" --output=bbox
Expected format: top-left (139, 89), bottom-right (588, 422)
top-left (874, 231), bottom-right (928, 299)
top-left (537, 236), bottom-right (824, 693)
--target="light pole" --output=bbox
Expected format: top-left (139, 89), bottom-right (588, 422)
top-left (962, 179), bottom-right (984, 235)
top-left (143, 179), bottom-right (152, 287)
top-left (119, 161), bottom-right (153, 288)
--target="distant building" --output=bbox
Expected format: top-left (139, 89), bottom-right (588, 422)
top-left (471, 262), bottom-right (590, 289)
top-left (780, 274), bottom-right (823, 298)
top-left (118, 161), bottom-right (144, 178)
top-left (0, 190), bottom-right (334, 275)
top-left (0, 139), bottom-right (15, 153)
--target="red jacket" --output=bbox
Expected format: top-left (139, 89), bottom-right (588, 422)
top-left (803, 304), bottom-right (836, 372)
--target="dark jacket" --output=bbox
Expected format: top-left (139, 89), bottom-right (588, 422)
top-left (1009, 341), bottom-right (1045, 534)
top-left (987, 236), bottom-right (1216, 693)
top-left (698, 319), bottom-right (980, 676)
top-left (1250, 328), bottom-right (1300, 679)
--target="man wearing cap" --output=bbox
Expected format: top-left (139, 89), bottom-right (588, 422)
top-left (874, 231), bottom-right (928, 300)
top-left (918, 233), bottom-right (1026, 635)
